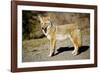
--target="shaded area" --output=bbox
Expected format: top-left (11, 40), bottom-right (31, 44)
top-left (55, 46), bottom-right (89, 56)
top-left (79, 46), bottom-right (89, 54)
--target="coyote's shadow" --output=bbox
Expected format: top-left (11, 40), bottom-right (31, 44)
top-left (55, 46), bottom-right (89, 55)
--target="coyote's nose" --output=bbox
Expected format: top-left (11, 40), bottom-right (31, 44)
top-left (42, 27), bottom-right (44, 30)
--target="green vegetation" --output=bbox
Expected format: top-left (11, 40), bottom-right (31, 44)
top-left (22, 10), bottom-right (44, 40)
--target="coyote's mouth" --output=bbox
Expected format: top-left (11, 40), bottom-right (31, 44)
top-left (42, 27), bottom-right (47, 33)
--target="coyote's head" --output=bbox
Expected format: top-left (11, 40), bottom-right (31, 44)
top-left (38, 15), bottom-right (51, 31)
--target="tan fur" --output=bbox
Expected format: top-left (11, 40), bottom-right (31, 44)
top-left (38, 15), bottom-right (82, 57)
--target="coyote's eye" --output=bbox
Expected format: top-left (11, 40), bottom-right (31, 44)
top-left (41, 23), bottom-right (44, 25)
top-left (45, 22), bottom-right (50, 25)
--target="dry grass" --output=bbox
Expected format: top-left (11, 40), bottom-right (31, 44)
top-left (22, 37), bottom-right (49, 49)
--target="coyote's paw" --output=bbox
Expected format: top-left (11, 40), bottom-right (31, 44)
top-left (48, 52), bottom-right (55, 57)
top-left (72, 50), bottom-right (78, 56)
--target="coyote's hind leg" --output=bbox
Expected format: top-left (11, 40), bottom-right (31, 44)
top-left (69, 31), bottom-right (80, 56)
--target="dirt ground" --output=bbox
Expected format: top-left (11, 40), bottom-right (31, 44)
top-left (22, 34), bottom-right (90, 62)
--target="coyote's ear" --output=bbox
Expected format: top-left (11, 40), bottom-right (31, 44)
top-left (49, 20), bottom-right (53, 26)
top-left (38, 15), bottom-right (42, 21)
top-left (47, 16), bottom-right (50, 20)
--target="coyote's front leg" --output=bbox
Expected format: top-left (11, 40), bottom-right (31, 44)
top-left (49, 38), bottom-right (56, 57)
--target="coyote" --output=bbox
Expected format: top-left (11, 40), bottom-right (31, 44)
top-left (38, 15), bottom-right (81, 57)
